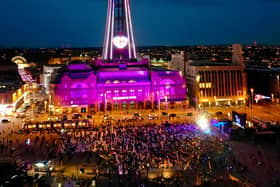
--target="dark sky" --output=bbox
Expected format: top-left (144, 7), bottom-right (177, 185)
top-left (0, 0), bottom-right (280, 47)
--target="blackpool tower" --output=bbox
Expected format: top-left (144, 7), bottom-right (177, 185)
top-left (102, 0), bottom-right (137, 61)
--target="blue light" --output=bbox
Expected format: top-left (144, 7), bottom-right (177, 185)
top-left (204, 129), bottom-right (211, 134)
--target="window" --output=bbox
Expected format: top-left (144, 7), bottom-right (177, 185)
top-left (138, 89), bottom-right (143, 96)
top-left (114, 90), bottom-right (119, 97)
top-left (122, 90), bottom-right (127, 96)
top-left (129, 89), bottom-right (135, 96)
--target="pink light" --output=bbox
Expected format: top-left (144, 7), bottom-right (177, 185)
top-left (110, 0), bottom-right (115, 59)
top-left (113, 36), bottom-right (128, 49)
top-left (124, 0), bottom-right (131, 58)
top-left (127, 0), bottom-right (136, 58)
top-left (103, 0), bottom-right (112, 60)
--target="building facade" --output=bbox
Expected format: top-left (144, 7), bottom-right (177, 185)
top-left (186, 44), bottom-right (247, 107)
top-left (43, 64), bottom-right (63, 94)
top-left (50, 61), bottom-right (186, 114)
top-left (168, 51), bottom-right (185, 73)
top-left (0, 62), bottom-right (27, 115)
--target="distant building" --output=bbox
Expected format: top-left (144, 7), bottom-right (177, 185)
top-left (11, 56), bottom-right (30, 69)
top-left (151, 58), bottom-right (169, 69)
top-left (48, 56), bottom-right (92, 65)
top-left (43, 64), bottom-right (63, 94)
top-left (185, 44), bottom-right (247, 107)
top-left (169, 51), bottom-right (185, 74)
top-left (0, 62), bottom-right (27, 115)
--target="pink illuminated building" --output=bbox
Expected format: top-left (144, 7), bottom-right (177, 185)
top-left (49, 0), bottom-right (186, 113)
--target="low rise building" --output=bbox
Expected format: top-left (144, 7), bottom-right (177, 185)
top-left (186, 44), bottom-right (247, 108)
top-left (0, 62), bottom-right (27, 115)
top-left (49, 60), bottom-right (186, 114)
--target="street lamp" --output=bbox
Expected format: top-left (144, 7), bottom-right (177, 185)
top-left (157, 91), bottom-right (160, 113)
top-left (250, 88), bottom-right (254, 118)
top-left (165, 95), bottom-right (168, 112)
top-left (104, 93), bottom-right (107, 114)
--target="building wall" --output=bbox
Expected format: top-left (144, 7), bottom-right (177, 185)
top-left (50, 64), bottom-right (186, 113)
top-left (43, 65), bottom-right (62, 94)
top-left (186, 64), bottom-right (247, 107)
top-left (169, 51), bottom-right (185, 73)
top-left (0, 84), bottom-right (26, 115)
top-left (48, 56), bottom-right (92, 65)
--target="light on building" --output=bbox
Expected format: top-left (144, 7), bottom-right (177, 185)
top-left (113, 36), bottom-right (128, 49)
top-left (196, 75), bottom-right (200, 82)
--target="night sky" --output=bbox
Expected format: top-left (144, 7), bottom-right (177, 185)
top-left (0, 0), bottom-right (280, 47)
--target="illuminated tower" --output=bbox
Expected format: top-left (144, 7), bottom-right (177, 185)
top-left (102, 0), bottom-right (137, 61)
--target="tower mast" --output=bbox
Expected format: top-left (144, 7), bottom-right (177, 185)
top-left (102, 0), bottom-right (137, 61)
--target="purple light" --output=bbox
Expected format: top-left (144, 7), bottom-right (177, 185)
top-left (53, 65), bottom-right (186, 107)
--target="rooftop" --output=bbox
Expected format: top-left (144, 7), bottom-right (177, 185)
top-left (189, 60), bottom-right (233, 67)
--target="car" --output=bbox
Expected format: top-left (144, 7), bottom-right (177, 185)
top-left (161, 112), bottom-right (168, 116)
top-left (169, 113), bottom-right (176, 118)
top-left (1, 119), bottom-right (10, 123)
top-left (104, 114), bottom-right (112, 120)
top-left (87, 115), bottom-right (92, 119)
top-left (148, 114), bottom-right (158, 120)
top-left (33, 160), bottom-right (55, 172)
top-left (72, 113), bottom-right (82, 120)
top-left (216, 111), bottom-right (223, 116)
top-left (134, 112), bottom-right (141, 117)
top-left (62, 115), bottom-right (68, 121)
top-left (16, 113), bottom-right (26, 118)
top-left (16, 130), bottom-right (25, 134)
top-left (186, 112), bottom-right (193, 116)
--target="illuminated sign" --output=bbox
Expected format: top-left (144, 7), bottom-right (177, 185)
top-left (113, 36), bottom-right (128, 49)
top-left (254, 94), bottom-right (270, 102)
top-left (232, 111), bottom-right (246, 129)
top-left (113, 96), bottom-right (136, 100)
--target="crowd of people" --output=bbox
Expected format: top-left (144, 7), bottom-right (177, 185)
top-left (58, 121), bottom-right (200, 171)
top-left (1, 116), bottom-right (280, 187)
top-left (53, 119), bottom-right (249, 186)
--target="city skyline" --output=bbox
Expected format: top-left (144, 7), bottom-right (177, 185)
top-left (1, 0), bottom-right (280, 48)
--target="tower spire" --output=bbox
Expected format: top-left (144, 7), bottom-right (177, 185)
top-left (102, 0), bottom-right (137, 61)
